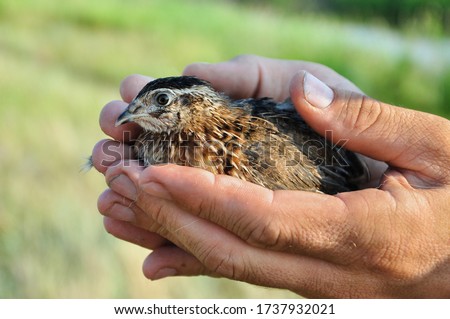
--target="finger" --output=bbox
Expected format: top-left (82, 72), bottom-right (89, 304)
top-left (142, 246), bottom-right (212, 280)
top-left (103, 163), bottom-right (180, 234)
top-left (103, 162), bottom-right (205, 253)
top-left (183, 55), bottom-right (362, 100)
top-left (137, 164), bottom-right (386, 263)
top-left (104, 160), bottom-right (144, 201)
top-left (183, 58), bottom-right (261, 99)
top-left (290, 71), bottom-right (450, 185)
top-left (133, 187), bottom-right (382, 297)
top-left (120, 74), bottom-right (154, 103)
top-left (98, 189), bottom-right (136, 222)
top-left (103, 217), bottom-right (170, 250)
top-left (98, 186), bottom-right (169, 233)
top-left (100, 100), bottom-right (141, 142)
top-left (91, 139), bottom-right (135, 174)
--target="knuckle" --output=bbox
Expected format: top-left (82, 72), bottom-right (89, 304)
top-left (195, 243), bottom-right (243, 279)
top-left (340, 93), bottom-right (392, 138)
top-left (195, 241), bottom-right (258, 282)
top-left (243, 216), bottom-right (286, 250)
top-left (415, 116), bottom-right (450, 182)
top-left (195, 193), bottom-right (216, 220)
top-left (136, 192), bottom-right (166, 224)
top-left (185, 172), bottom-right (222, 219)
top-left (235, 190), bottom-right (289, 250)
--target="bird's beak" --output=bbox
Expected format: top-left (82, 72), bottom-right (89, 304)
top-left (115, 99), bottom-right (144, 127)
top-left (115, 109), bottom-right (133, 127)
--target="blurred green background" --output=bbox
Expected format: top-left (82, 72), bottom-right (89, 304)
top-left (0, 0), bottom-right (449, 298)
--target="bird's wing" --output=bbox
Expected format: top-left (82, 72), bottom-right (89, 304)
top-left (231, 97), bottom-right (370, 192)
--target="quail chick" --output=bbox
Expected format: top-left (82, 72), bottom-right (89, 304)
top-left (116, 76), bottom-right (368, 194)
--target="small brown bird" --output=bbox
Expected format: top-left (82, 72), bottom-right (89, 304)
top-left (116, 76), bottom-right (368, 194)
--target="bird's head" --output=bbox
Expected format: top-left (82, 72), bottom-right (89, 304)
top-left (115, 76), bottom-right (226, 134)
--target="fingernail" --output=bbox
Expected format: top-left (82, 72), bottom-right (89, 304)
top-left (109, 204), bottom-right (136, 223)
top-left (107, 174), bottom-right (121, 187)
top-left (142, 182), bottom-right (172, 200)
top-left (303, 72), bottom-right (334, 109)
top-left (107, 174), bottom-right (137, 201)
top-left (151, 268), bottom-right (177, 280)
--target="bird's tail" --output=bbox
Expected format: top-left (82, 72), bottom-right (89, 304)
top-left (80, 155), bottom-right (94, 173)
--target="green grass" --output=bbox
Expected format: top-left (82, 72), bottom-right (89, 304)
top-left (0, 0), bottom-right (448, 298)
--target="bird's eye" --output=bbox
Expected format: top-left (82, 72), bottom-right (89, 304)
top-left (155, 93), bottom-right (171, 106)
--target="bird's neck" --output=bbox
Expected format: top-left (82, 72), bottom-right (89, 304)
top-left (188, 105), bottom-right (249, 142)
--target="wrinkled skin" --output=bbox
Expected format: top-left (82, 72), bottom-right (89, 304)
top-left (91, 55), bottom-right (450, 298)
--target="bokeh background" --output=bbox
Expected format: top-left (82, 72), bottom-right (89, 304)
top-left (0, 0), bottom-right (449, 298)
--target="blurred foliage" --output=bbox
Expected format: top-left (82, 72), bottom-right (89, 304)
top-left (0, 0), bottom-right (448, 298)
top-left (325, 0), bottom-right (450, 33)
top-left (233, 0), bottom-right (450, 34)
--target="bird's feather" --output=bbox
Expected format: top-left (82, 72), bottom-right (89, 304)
top-left (119, 76), bottom-right (369, 194)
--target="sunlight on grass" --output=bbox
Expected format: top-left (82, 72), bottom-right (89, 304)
top-left (0, 0), bottom-right (448, 298)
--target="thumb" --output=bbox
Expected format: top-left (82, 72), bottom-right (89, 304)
top-left (183, 59), bottom-right (260, 99)
top-left (290, 71), bottom-right (450, 185)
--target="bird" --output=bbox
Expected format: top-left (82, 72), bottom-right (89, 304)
top-left (115, 76), bottom-right (369, 194)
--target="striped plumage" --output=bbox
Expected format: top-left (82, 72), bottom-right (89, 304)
top-left (116, 76), bottom-right (368, 194)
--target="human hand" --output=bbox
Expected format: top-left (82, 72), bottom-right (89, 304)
top-left (92, 55), bottom-right (450, 297)
top-left (90, 55), bottom-right (379, 256)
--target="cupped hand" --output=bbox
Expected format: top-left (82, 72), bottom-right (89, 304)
top-left (92, 55), bottom-right (450, 297)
